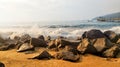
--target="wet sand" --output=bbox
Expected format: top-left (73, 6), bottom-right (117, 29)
top-left (0, 49), bottom-right (120, 67)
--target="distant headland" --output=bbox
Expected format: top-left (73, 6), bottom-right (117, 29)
top-left (92, 12), bottom-right (120, 22)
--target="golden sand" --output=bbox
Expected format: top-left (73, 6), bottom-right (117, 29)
top-left (0, 49), bottom-right (120, 67)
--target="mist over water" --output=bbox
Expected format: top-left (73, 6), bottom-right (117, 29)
top-left (0, 21), bottom-right (120, 39)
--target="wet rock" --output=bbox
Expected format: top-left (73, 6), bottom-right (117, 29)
top-left (82, 29), bottom-right (105, 39)
top-left (77, 38), bottom-right (97, 54)
top-left (103, 45), bottom-right (120, 58)
top-left (30, 38), bottom-right (47, 47)
top-left (17, 43), bottom-right (34, 52)
top-left (104, 30), bottom-right (118, 43)
top-left (0, 62), bottom-right (5, 67)
top-left (54, 51), bottom-right (80, 62)
top-left (29, 50), bottom-right (52, 59)
top-left (92, 38), bottom-right (113, 52)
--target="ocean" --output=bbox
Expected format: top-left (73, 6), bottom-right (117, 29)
top-left (0, 21), bottom-right (120, 39)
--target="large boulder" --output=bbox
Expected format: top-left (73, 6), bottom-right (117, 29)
top-left (30, 38), bottom-right (47, 47)
top-left (77, 38), bottom-right (97, 54)
top-left (54, 51), bottom-right (80, 62)
top-left (17, 43), bottom-right (34, 52)
top-left (82, 29), bottom-right (105, 39)
top-left (0, 62), bottom-right (5, 67)
top-left (103, 45), bottom-right (120, 58)
top-left (92, 38), bottom-right (113, 52)
top-left (104, 30), bottom-right (119, 43)
top-left (29, 50), bottom-right (52, 59)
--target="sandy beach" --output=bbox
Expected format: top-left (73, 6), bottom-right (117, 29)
top-left (0, 49), bottom-right (120, 67)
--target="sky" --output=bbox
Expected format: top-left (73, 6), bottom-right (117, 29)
top-left (0, 0), bottom-right (120, 23)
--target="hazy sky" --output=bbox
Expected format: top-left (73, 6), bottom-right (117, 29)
top-left (0, 0), bottom-right (120, 23)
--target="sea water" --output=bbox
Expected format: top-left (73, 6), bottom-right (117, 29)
top-left (0, 21), bottom-right (120, 39)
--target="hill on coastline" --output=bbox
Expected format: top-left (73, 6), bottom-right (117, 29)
top-left (92, 12), bottom-right (120, 22)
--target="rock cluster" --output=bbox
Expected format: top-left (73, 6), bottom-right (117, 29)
top-left (1, 29), bottom-right (120, 62)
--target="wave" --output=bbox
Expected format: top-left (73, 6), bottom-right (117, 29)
top-left (0, 24), bottom-right (120, 39)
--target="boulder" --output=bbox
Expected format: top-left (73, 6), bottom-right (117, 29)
top-left (104, 30), bottom-right (118, 43)
top-left (82, 29), bottom-right (105, 39)
top-left (17, 43), bottom-right (34, 52)
top-left (65, 46), bottom-right (79, 55)
top-left (29, 50), bottom-right (52, 59)
top-left (54, 51), bottom-right (80, 62)
top-left (55, 38), bottom-right (80, 49)
top-left (0, 42), bottom-right (15, 51)
top-left (117, 39), bottom-right (120, 44)
top-left (30, 38), bottom-right (47, 47)
top-left (38, 35), bottom-right (45, 40)
top-left (77, 38), bottom-right (97, 54)
top-left (47, 40), bottom-right (57, 49)
top-left (0, 62), bottom-right (5, 67)
top-left (92, 38), bottom-right (113, 52)
top-left (20, 34), bottom-right (31, 43)
top-left (103, 45), bottom-right (120, 58)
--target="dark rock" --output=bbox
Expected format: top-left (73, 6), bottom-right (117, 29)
top-left (47, 40), bottom-right (57, 49)
top-left (38, 35), bottom-right (45, 40)
top-left (29, 50), bottom-right (52, 59)
top-left (104, 30), bottom-right (118, 43)
top-left (0, 43), bottom-right (15, 51)
top-left (30, 38), bottom-right (47, 47)
top-left (103, 45), bottom-right (120, 58)
top-left (45, 36), bottom-right (51, 41)
top-left (0, 62), bottom-right (5, 67)
top-left (55, 39), bottom-right (80, 49)
top-left (65, 46), bottom-right (79, 55)
top-left (54, 51), bottom-right (80, 62)
top-left (20, 34), bottom-right (31, 43)
top-left (82, 29), bottom-right (105, 39)
top-left (77, 38), bottom-right (97, 54)
top-left (117, 39), bottom-right (120, 44)
top-left (17, 43), bottom-right (34, 52)
top-left (92, 38), bottom-right (113, 52)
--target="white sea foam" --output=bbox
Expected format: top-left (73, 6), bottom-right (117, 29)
top-left (0, 24), bottom-right (120, 39)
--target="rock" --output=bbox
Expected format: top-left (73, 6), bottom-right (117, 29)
top-left (77, 38), bottom-right (97, 54)
top-left (38, 35), bottom-right (45, 40)
top-left (0, 62), bottom-right (5, 67)
top-left (117, 39), bottom-right (120, 44)
top-left (55, 38), bottom-right (80, 49)
top-left (82, 29), bottom-right (105, 39)
top-left (29, 50), bottom-right (52, 59)
top-left (20, 34), bottom-right (31, 43)
top-left (17, 43), bottom-right (34, 52)
top-left (0, 43), bottom-right (15, 51)
top-left (30, 38), bottom-right (47, 47)
top-left (45, 36), bottom-right (51, 41)
top-left (65, 46), bottom-right (79, 55)
top-left (47, 40), bottom-right (57, 49)
top-left (0, 36), bottom-right (5, 43)
top-left (92, 38), bottom-right (113, 52)
top-left (54, 51), bottom-right (80, 62)
top-left (104, 30), bottom-right (118, 43)
top-left (103, 45), bottom-right (120, 58)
